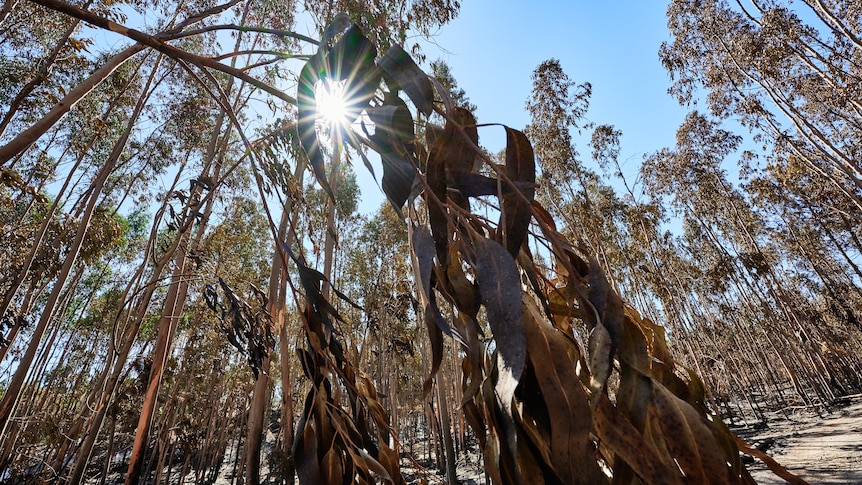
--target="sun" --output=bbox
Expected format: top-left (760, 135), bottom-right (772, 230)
top-left (314, 79), bottom-right (349, 132)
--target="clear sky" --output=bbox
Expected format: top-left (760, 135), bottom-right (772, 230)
top-left (428, 1), bottom-right (691, 174)
top-left (355, 1), bottom-right (692, 212)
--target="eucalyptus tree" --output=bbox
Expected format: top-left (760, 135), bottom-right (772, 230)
top-left (643, 111), bottom-right (861, 405)
top-left (661, 0), bottom-right (862, 233)
top-left (0, 2), bottom-right (811, 484)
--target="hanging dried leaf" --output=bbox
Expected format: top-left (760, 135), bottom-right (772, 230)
top-left (448, 171), bottom-right (534, 198)
top-left (426, 127), bottom-right (450, 266)
top-left (368, 102), bottom-right (417, 213)
top-left (500, 126), bottom-right (535, 257)
top-left (294, 420), bottom-right (323, 485)
top-left (377, 44), bottom-right (434, 116)
top-left (594, 394), bottom-right (683, 485)
top-left (649, 382), bottom-right (732, 484)
top-left (735, 436), bottom-right (809, 485)
top-left (326, 24), bottom-right (379, 120)
top-left (321, 448), bottom-right (344, 485)
top-left (522, 299), bottom-right (606, 484)
top-left (297, 51), bottom-right (334, 198)
top-left (470, 235), bottom-right (525, 386)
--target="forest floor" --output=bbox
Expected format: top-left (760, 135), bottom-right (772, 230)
top-left (87, 398), bottom-right (862, 484)
top-left (739, 396), bottom-right (862, 484)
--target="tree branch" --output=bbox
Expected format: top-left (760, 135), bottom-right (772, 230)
top-left (160, 24), bottom-right (319, 46)
top-left (26, 0), bottom-right (297, 104)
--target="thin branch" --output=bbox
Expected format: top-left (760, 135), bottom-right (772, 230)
top-left (168, 0), bottom-right (244, 33)
top-left (161, 24), bottom-right (320, 46)
top-left (26, 0), bottom-right (297, 105)
top-left (213, 49), bottom-right (298, 61)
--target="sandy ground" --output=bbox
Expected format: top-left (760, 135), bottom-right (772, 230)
top-left (742, 399), bottom-right (862, 484)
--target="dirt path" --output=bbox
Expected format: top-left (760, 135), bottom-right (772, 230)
top-left (743, 399), bottom-right (862, 484)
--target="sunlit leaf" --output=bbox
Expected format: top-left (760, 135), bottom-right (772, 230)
top-left (297, 51), bottom-right (334, 198)
top-left (326, 24), bottom-right (379, 119)
top-left (368, 101), bottom-right (417, 213)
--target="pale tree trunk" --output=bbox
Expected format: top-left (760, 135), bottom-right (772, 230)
top-left (0, 3), bottom-right (89, 138)
top-left (245, 357), bottom-right (271, 485)
top-left (435, 363), bottom-right (458, 484)
top-left (276, 160), bottom-right (304, 485)
top-left (64, 151), bottom-right (196, 484)
top-left (0, 43), bottom-right (144, 165)
top-left (125, 253), bottom-right (191, 485)
top-left (126, 125), bottom-right (226, 484)
top-left (321, 145), bottom-right (341, 300)
top-left (246, 157), bottom-right (305, 485)
top-left (0, 62), bottom-right (154, 433)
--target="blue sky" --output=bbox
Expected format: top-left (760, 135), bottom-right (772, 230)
top-left (356, 1), bottom-right (693, 212)
top-left (422, 2), bottom-right (689, 182)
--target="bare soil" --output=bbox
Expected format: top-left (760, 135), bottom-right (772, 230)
top-left (741, 398), bottom-right (862, 484)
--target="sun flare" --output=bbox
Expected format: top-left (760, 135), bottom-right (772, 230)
top-left (314, 79), bottom-right (348, 131)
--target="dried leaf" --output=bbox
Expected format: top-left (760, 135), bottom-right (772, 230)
top-left (378, 440), bottom-right (405, 485)
top-left (294, 420), bottom-right (323, 485)
top-left (588, 323), bottom-right (612, 399)
top-left (500, 126), bottom-right (535, 257)
top-left (650, 382), bottom-right (732, 484)
top-left (368, 102), bottom-right (416, 213)
top-left (377, 44), bottom-right (433, 115)
top-left (594, 394), bottom-right (683, 485)
top-left (422, 301), bottom-right (443, 398)
top-left (471, 235), bottom-right (525, 386)
top-left (448, 171), bottom-right (534, 198)
top-left (735, 435), bottom-right (809, 485)
top-left (426, 120), bottom-right (450, 265)
top-left (321, 448), bottom-right (344, 485)
top-left (522, 299), bottom-right (606, 484)
top-left (297, 51), bottom-right (334, 198)
top-left (326, 25), bottom-right (379, 120)
top-left (587, 256), bottom-right (624, 344)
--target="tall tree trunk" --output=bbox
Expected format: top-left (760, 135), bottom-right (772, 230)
top-left (0, 44), bottom-right (144, 165)
top-left (126, 136), bottom-right (224, 485)
top-left (125, 257), bottom-right (189, 484)
top-left (0, 68), bottom-right (152, 432)
top-left (435, 372), bottom-right (458, 485)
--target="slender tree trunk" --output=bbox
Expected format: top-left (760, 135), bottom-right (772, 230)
top-left (435, 373), bottom-right (458, 485)
top-left (0, 82), bottom-right (145, 432)
top-left (0, 44), bottom-right (144, 165)
top-left (125, 240), bottom-right (191, 485)
top-left (99, 414), bottom-right (117, 485)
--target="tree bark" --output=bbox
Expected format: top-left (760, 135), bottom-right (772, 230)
top-left (0, 43), bottom-right (144, 165)
top-left (0, 80), bottom-right (147, 432)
